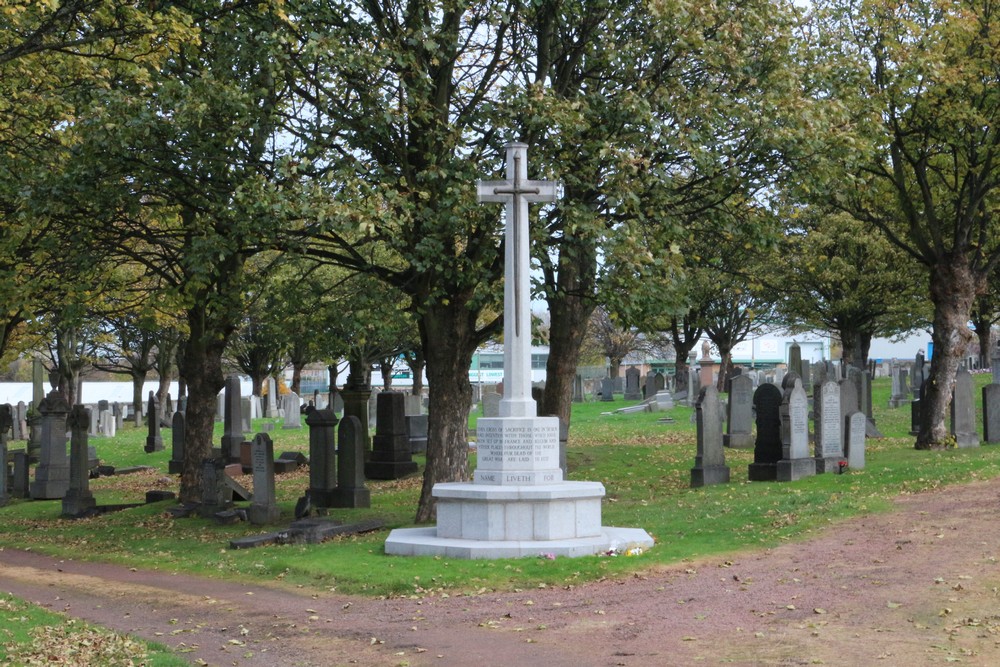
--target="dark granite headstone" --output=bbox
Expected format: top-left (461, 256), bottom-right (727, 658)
top-left (62, 405), bottom-right (96, 517)
top-left (624, 367), bottom-right (642, 400)
top-left (29, 390), bottom-right (70, 499)
top-left (332, 415), bottom-right (371, 508)
top-left (169, 411), bottom-right (185, 474)
top-left (748, 383), bottom-right (782, 481)
top-left (983, 383), bottom-right (1000, 443)
top-left (144, 391), bottom-right (163, 453)
top-left (306, 408), bottom-right (338, 508)
top-left (365, 392), bottom-right (418, 480)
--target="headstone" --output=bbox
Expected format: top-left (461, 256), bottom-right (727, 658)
top-left (216, 391), bottom-right (225, 422)
top-left (403, 394), bottom-right (422, 416)
top-left (31, 358), bottom-right (44, 408)
top-left (774, 367), bottom-right (785, 387)
top-left (12, 450), bottom-right (29, 499)
top-left (248, 433), bottom-right (280, 524)
top-left (845, 411), bottom-right (866, 469)
top-left (62, 405), bottom-right (96, 517)
top-left (9, 402), bottom-right (21, 441)
top-left (644, 373), bottom-right (657, 401)
top-left (16, 402), bottom-right (27, 442)
top-left (914, 351), bottom-right (926, 398)
top-left (689, 367), bottom-right (702, 404)
top-left (814, 380), bottom-right (843, 473)
top-left (839, 379), bottom-right (859, 430)
top-left (305, 408), bottom-right (338, 508)
top-left (367, 390), bottom-right (379, 429)
top-left (654, 390), bottom-right (674, 411)
top-left (911, 383), bottom-right (923, 436)
top-left (624, 367), bottom-right (642, 400)
top-left (240, 397), bottom-right (252, 435)
top-left (723, 374), bottom-right (753, 449)
top-left (282, 393), bottom-right (301, 429)
top-left (984, 383), bottom-right (1000, 443)
top-left (198, 458), bottom-right (233, 516)
top-left (88, 406), bottom-right (100, 437)
top-left (332, 392), bottom-right (344, 415)
top-left (332, 416), bottom-right (371, 508)
top-left (482, 391), bottom-right (502, 417)
top-left (143, 391), bottom-right (163, 453)
top-left (800, 360), bottom-right (812, 395)
top-left (250, 394), bottom-right (262, 420)
top-left (169, 411), bottom-right (185, 474)
top-left (365, 392), bottom-right (418, 479)
top-left (265, 377), bottom-right (278, 418)
top-left (29, 391), bottom-right (71, 499)
top-left (573, 375), bottom-right (584, 403)
top-left (655, 372), bottom-right (666, 392)
top-left (777, 379), bottom-right (815, 481)
top-left (690, 385), bottom-right (730, 487)
top-left (0, 405), bottom-right (10, 506)
top-left (951, 369), bottom-right (979, 447)
top-left (888, 363), bottom-right (910, 408)
top-left (406, 414), bottom-right (428, 454)
top-left (600, 377), bottom-right (614, 401)
top-left (748, 383), bottom-right (782, 481)
top-left (221, 376), bottom-right (243, 459)
top-left (788, 342), bottom-right (802, 378)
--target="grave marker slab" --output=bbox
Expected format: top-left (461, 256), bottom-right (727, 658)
top-left (984, 383), bottom-right (1000, 443)
top-left (724, 374), bottom-right (753, 449)
top-left (305, 408), bottom-right (338, 508)
top-left (690, 386), bottom-right (730, 487)
top-left (777, 380), bottom-right (816, 481)
top-left (62, 405), bottom-right (96, 517)
top-left (249, 433), bottom-right (280, 524)
top-left (221, 376), bottom-right (243, 459)
top-left (748, 384), bottom-right (782, 481)
top-left (29, 391), bottom-right (70, 499)
top-left (845, 411), bottom-right (866, 469)
top-left (332, 415), bottom-right (371, 508)
top-left (951, 369), bottom-right (979, 447)
top-left (365, 392), bottom-right (418, 479)
top-left (169, 411), bottom-right (185, 474)
top-left (814, 380), bottom-right (843, 473)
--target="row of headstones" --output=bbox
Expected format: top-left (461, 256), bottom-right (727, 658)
top-left (692, 374), bottom-right (867, 488)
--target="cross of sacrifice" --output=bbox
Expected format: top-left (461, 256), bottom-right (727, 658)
top-left (477, 143), bottom-right (560, 415)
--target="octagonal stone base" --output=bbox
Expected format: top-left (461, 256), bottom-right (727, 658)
top-left (383, 481), bottom-right (655, 559)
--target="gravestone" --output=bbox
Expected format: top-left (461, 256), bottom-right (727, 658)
top-left (624, 367), bottom-right (642, 400)
top-left (12, 450), bottom-right (29, 499)
top-left (367, 390), bottom-right (379, 429)
top-left (305, 408), bottom-right (338, 508)
top-left (216, 391), bottom-right (225, 421)
top-left (655, 372), bottom-right (666, 392)
top-left (144, 391), bottom-right (163, 453)
top-left (788, 342), bottom-right (802, 378)
top-left (406, 414), bottom-right (428, 454)
top-left (690, 385), bottom-right (730, 487)
top-left (914, 351), bottom-right (926, 398)
top-left (365, 392), bottom-right (418, 479)
top-left (332, 391), bottom-right (344, 415)
top-left (951, 369), bottom-right (979, 447)
top-left (221, 376), bottom-right (243, 459)
top-left (774, 367), bottom-right (785, 387)
top-left (169, 411), bottom-right (186, 474)
top-left (600, 377), bottom-right (615, 401)
top-left (29, 391), bottom-right (71, 499)
top-left (748, 383), bottom-right (782, 481)
top-left (265, 377), bottom-right (278, 418)
top-left (282, 393), bottom-right (301, 429)
top-left (62, 405), bottom-right (96, 517)
top-left (482, 391), bottom-right (501, 417)
top-left (644, 373), bottom-right (657, 401)
top-left (249, 433), bottom-right (280, 524)
top-left (332, 415), bottom-right (371, 508)
top-left (689, 368), bottom-right (702, 405)
top-left (16, 402), bottom-right (27, 442)
top-left (240, 397), bottom-right (252, 436)
top-left (888, 364), bottom-right (910, 408)
top-left (814, 380), bottom-right (843, 473)
top-left (911, 382), bottom-right (924, 436)
top-left (800, 360), bottom-right (812, 395)
top-left (777, 379), bottom-right (815, 481)
top-left (984, 383), bottom-right (1000, 443)
top-left (0, 405), bottom-right (10, 506)
top-left (573, 374), bottom-right (584, 403)
top-left (845, 411), bottom-right (866, 469)
top-left (249, 394), bottom-right (262, 421)
top-left (404, 394), bottom-right (422, 416)
top-left (198, 458), bottom-right (233, 516)
top-left (9, 402), bottom-right (20, 441)
top-left (724, 374), bottom-right (753, 448)
top-left (839, 379), bottom-right (859, 431)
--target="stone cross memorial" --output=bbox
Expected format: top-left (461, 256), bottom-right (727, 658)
top-left (385, 142), bottom-right (652, 558)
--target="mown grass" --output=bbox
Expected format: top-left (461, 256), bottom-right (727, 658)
top-left (1, 376), bottom-right (999, 601)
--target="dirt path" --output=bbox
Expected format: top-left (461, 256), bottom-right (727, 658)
top-left (4, 480), bottom-right (1000, 667)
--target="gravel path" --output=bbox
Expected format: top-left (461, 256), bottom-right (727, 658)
top-left (3, 479), bottom-right (1000, 666)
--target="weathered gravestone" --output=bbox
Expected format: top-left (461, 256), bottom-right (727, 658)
top-left (845, 411), bottom-right (866, 469)
top-left (264, 377), bottom-right (278, 418)
top-left (9, 402), bottom-right (20, 441)
top-left (913, 351), bottom-right (926, 399)
top-left (984, 382), bottom-right (1000, 443)
top-left (283, 393), bottom-right (301, 429)
top-left (839, 379), bottom-right (859, 431)
top-left (406, 414), bottom-right (428, 454)
top-left (600, 377), bottom-right (615, 402)
top-left (169, 411), bottom-right (185, 474)
top-left (800, 360), bottom-right (812, 395)
top-left (306, 408), bottom-right (338, 508)
top-left (221, 376), bottom-right (243, 460)
top-left (777, 379), bottom-right (815, 482)
top-left (12, 450), bottom-right (29, 499)
top-left (332, 415), bottom-right (370, 508)
top-left (240, 397), bottom-right (252, 436)
top-left (482, 391), bottom-right (502, 417)
top-left (644, 373), bottom-right (657, 401)
top-left (198, 458), bottom-right (233, 517)
top-left (888, 364), bottom-right (910, 408)
top-left (624, 367), bottom-right (642, 400)
top-left (573, 375), bottom-right (584, 403)
top-left (144, 391), bottom-right (163, 453)
top-left (814, 380), bottom-right (843, 473)
top-left (62, 405), bottom-right (96, 517)
top-left (748, 383), bottom-right (782, 481)
top-left (951, 368), bottom-right (979, 447)
top-left (365, 392), bottom-right (418, 480)
top-left (0, 404), bottom-right (10, 506)
top-left (249, 433), bottom-right (280, 524)
top-left (690, 385), bottom-right (730, 487)
top-left (788, 342), bottom-right (802, 378)
top-left (29, 391), bottom-right (71, 500)
top-left (911, 381), bottom-right (924, 436)
top-left (724, 374), bottom-right (753, 449)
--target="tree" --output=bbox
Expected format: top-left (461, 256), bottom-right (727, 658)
top-left (800, 0), bottom-right (1000, 447)
top-left (772, 206), bottom-right (928, 369)
top-left (585, 306), bottom-right (642, 380)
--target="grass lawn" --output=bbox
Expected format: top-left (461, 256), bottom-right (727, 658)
top-left (1, 375), bottom-right (999, 603)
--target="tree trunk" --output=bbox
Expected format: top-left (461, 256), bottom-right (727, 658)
top-left (976, 321), bottom-right (992, 368)
top-left (608, 355), bottom-right (624, 380)
top-left (542, 295), bottom-right (593, 426)
top-left (379, 358), bottom-right (394, 390)
top-left (715, 347), bottom-right (733, 393)
top-left (291, 362), bottom-right (305, 395)
top-left (414, 301), bottom-right (477, 523)
top-left (917, 257), bottom-right (979, 449)
top-left (130, 369), bottom-right (145, 427)
top-left (251, 374), bottom-right (264, 398)
top-left (156, 373), bottom-right (171, 413)
top-left (177, 305), bottom-right (229, 503)
top-left (407, 355), bottom-right (425, 397)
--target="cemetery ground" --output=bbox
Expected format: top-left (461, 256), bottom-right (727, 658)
top-left (2, 379), bottom-right (1000, 665)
